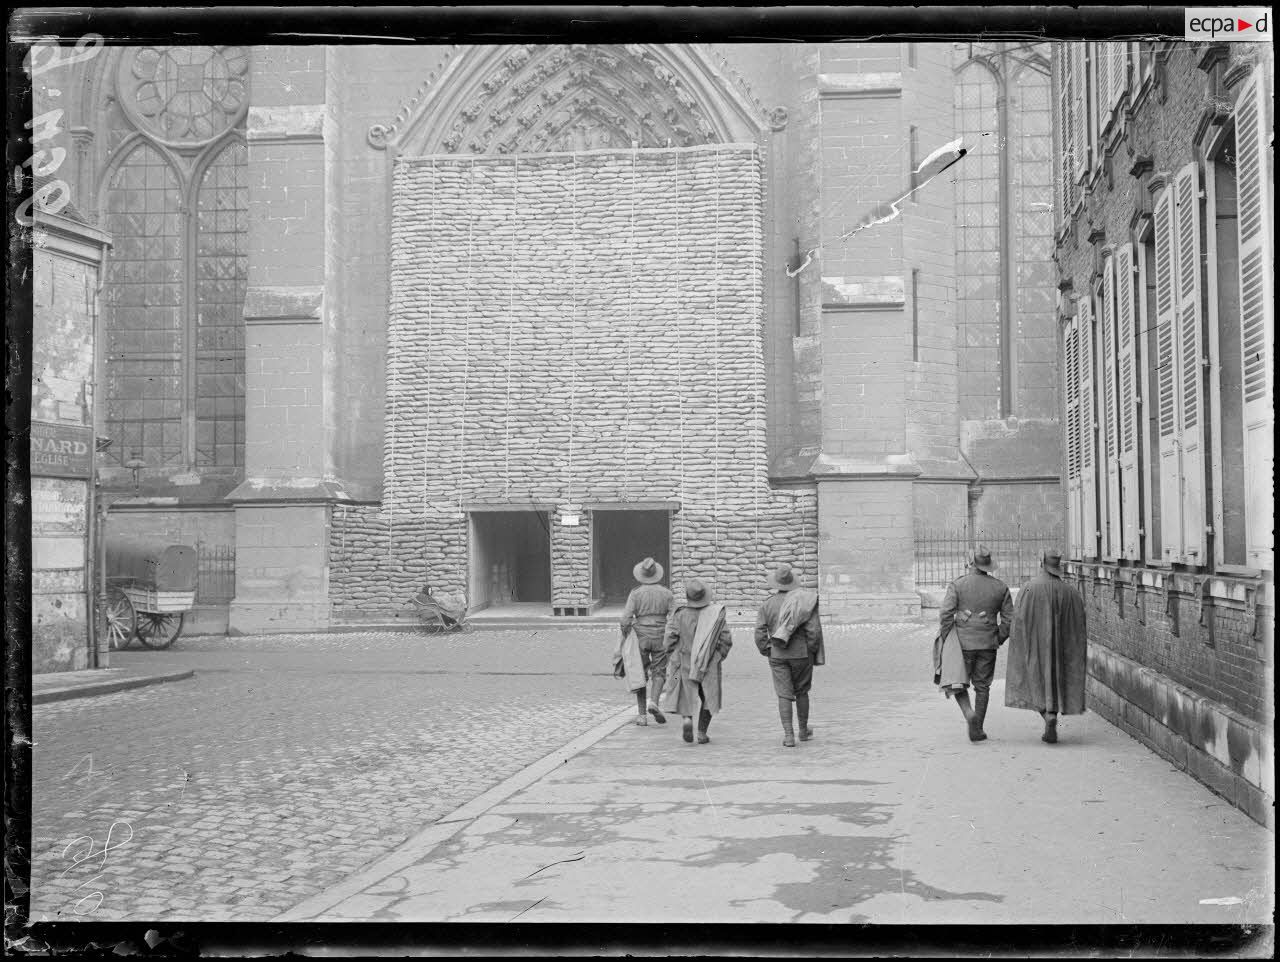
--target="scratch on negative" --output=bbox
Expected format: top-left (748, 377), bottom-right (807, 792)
top-left (523, 851), bottom-right (585, 880)
top-left (508, 895), bottom-right (547, 921)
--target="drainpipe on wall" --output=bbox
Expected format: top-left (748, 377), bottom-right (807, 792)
top-left (997, 43), bottom-right (1015, 420)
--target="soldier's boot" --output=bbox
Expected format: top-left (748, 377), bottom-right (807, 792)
top-left (682, 716), bottom-right (695, 743)
top-left (647, 673), bottom-right (666, 724)
top-left (779, 697), bottom-right (797, 747)
top-left (796, 693), bottom-right (813, 741)
top-left (1041, 710), bottom-right (1059, 744)
top-left (634, 689), bottom-right (648, 725)
top-left (955, 691), bottom-right (983, 742)
top-left (696, 707), bottom-right (712, 744)
top-left (972, 689), bottom-right (990, 741)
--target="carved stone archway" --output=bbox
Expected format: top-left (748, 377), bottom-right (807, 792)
top-left (369, 43), bottom-right (777, 155)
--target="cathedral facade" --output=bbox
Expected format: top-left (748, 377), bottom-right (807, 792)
top-left (33, 41), bottom-right (1061, 633)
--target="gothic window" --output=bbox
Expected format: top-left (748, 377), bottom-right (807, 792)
top-left (99, 46), bottom-right (248, 474)
top-left (953, 44), bottom-right (1055, 421)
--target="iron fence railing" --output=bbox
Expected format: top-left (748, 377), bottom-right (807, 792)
top-left (914, 526), bottom-right (1063, 589)
top-left (196, 543), bottom-right (236, 604)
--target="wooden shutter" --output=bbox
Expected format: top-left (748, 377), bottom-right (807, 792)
top-left (1235, 68), bottom-right (1275, 571)
top-left (1096, 43), bottom-right (1112, 130)
top-left (1101, 255), bottom-right (1122, 559)
top-left (1071, 44), bottom-right (1088, 183)
top-left (1153, 186), bottom-right (1183, 562)
top-left (1064, 315), bottom-right (1083, 558)
top-left (1058, 49), bottom-right (1076, 221)
top-left (1116, 242), bottom-right (1141, 560)
top-left (1174, 162), bottom-right (1208, 564)
top-left (1079, 294), bottom-right (1099, 559)
top-left (1109, 42), bottom-right (1127, 115)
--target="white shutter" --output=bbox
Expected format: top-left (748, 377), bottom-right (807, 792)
top-left (1109, 42), bottom-right (1127, 116)
top-left (1101, 255), bottom-right (1122, 559)
top-left (1088, 44), bottom-right (1101, 169)
top-left (1072, 44), bottom-right (1088, 183)
top-left (1116, 242), bottom-right (1141, 560)
top-left (1174, 162), bottom-right (1208, 564)
top-left (1064, 315), bottom-right (1083, 558)
top-left (1058, 50), bottom-right (1076, 221)
top-left (1154, 186), bottom-right (1183, 562)
top-left (1097, 43), bottom-right (1112, 129)
top-left (1079, 294), bottom-right (1099, 559)
top-left (1235, 68), bottom-right (1275, 571)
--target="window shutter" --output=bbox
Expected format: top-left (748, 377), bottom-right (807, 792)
top-left (1087, 44), bottom-right (1101, 170)
top-left (1072, 44), bottom-right (1088, 183)
top-left (1174, 162), bottom-right (1208, 563)
top-left (1153, 186), bottom-right (1183, 562)
top-left (1116, 242), bottom-right (1141, 560)
top-left (1058, 50), bottom-right (1076, 221)
top-left (1079, 294), bottom-right (1099, 559)
top-left (1109, 42), bottom-right (1127, 115)
top-left (1064, 315), bottom-right (1083, 558)
top-left (1101, 255), bottom-right (1122, 559)
top-left (1097, 43), bottom-right (1112, 129)
top-left (1235, 67), bottom-right (1275, 571)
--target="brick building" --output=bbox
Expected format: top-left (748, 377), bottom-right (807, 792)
top-left (34, 41), bottom-right (1062, 630)
top-left (1051, 40), bottom-right (1273, 826)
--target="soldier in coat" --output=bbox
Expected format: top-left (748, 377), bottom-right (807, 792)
top-left (939, 545), bottom-right (1014, 742)
top-left (619, 557), bottom-right (675, 726)
top-left (660, 579), bottom-right (733, 744)
top-left (754, 563), bottom-right (824, 747)
top-left (1004, 549), bottom-right (1088, 744)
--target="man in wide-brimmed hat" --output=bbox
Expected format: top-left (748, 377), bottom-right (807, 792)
top-left (1004, 549), bottom-right (1087, 744)
top-left (754, 563), bottom-right (824, 747)
top-left (660, 579), bottom-right (734, 744)
top-left (618, 557), bottom-right (675, 725)
top-left (937, 544), bottom-right (1013, 742)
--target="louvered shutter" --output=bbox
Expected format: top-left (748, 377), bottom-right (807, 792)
top-left (1101, 255), bottom-right (1122, 559)
top-left (1116, 243), bottom-right (1141, 560)
top-left (1235, 68), bottom-right (1275, 571)
top-left (1174, 162), bottom-right (1208, 563)
top-left (1058, 50), bottom-right (1075, 220)
top-left (1109, 42), bottom-right (1127, 115)
top-left (1071, 44), bottom-right (1088, 183)
top-left (1064, 315), bottom-right (1083, 558)
top-left (1097, 43), bottom-right (1112, 129)
top-left (1079, 295), bottom-right (1099, 559)
top-left (1153, 186), bottom-right (1183, 562)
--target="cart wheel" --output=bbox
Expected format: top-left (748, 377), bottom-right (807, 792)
top-left (100, 587), bottom-right (135, 651)
top-left (135, 611), bottom-right (185, 650)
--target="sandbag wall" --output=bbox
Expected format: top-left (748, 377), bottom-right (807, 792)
top-left (330, 145), bottom-right (819, 616)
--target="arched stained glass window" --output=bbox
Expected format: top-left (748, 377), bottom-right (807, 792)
top-left (102, 143), bottom-right (185, 467)
top-left (195, 140), bottom-right (248, 467)
top-left (953, 61), bottom-right (1002, 420)
top-left (98, 45), bottom-right (248, 477)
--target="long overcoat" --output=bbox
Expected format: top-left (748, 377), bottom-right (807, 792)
top-left (1004, 571), bottom-right (1088, 715)
top-left (659, 604), bottom-right (733, 716)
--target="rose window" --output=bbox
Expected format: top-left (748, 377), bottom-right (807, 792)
top-left (121, 46), bottom-right (248, 146)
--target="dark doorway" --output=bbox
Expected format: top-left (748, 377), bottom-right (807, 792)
top-left (592, 510), bottom-right (671, 605)
top-left (469, 511), bottom-right (552, 609)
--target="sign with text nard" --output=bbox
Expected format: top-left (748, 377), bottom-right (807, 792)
top-left (31, 420), bottom-right (93, 478)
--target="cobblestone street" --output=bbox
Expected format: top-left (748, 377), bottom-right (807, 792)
top-left (29, 628), bottom-right (624, 922)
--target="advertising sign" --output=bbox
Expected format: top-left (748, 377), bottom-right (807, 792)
top-left (31, 420), bottom-right (93, 478)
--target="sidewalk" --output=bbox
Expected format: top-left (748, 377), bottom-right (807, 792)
top-left (32, 661), bottom-right (193, 704)
top-left (281, 623), bottom-right (1273, 925)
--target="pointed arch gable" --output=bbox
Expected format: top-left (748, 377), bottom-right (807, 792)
top-left (375, 43), bottom-right (771, 156)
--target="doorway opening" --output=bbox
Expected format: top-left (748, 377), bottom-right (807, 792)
top-left (469, 511), bottom-right (552, 612)
top-left (592, 509), bottom-right (671, 606)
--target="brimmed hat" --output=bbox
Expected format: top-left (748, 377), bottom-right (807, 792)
top-left (683, 578), bottom-right (712, 608)
top-left (767, 563), bottom-right (798, 592)
top-left (1042, 549), bottom-right (1065, 576)
top-left (633, 557), bottom-right (664, 584)
top-left (972, 544), bottom-right (997, 573)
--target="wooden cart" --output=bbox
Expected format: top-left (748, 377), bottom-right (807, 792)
top-left (100, 543), bottom-right (198, 650)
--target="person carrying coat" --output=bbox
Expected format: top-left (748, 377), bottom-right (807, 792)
top-left (937, 544), bottom-right (1013, 742)
top-left (660, 579), bottom-right (733, 745)
top-left (754, 563), bottom-right (824, 747)
top-left (618, 557), bottom-right (675, 725)
top-left (1004, 549), bottom-right (1088, 744)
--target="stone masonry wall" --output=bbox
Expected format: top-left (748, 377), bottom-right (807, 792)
top-left (330, 146), bottom-right (819, 614)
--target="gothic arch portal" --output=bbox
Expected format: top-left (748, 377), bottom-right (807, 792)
top-left (368, 43), bottom-right (776, 156)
